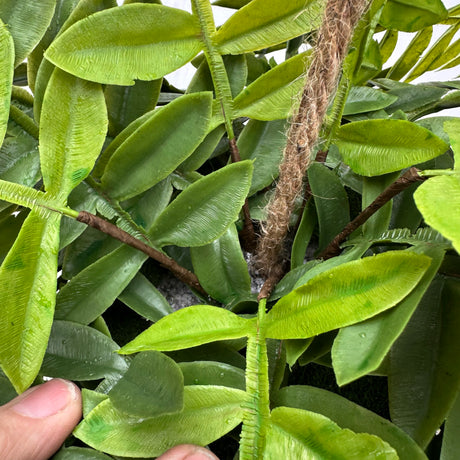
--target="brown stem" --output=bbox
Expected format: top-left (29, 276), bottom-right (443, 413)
top-left (77, 211), bottom-right (206, 296)
top-left (319, 167), bottom-right (426, 260)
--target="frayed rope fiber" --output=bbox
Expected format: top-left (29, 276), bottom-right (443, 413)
top-left (256, 0), bottom-right (370, 286)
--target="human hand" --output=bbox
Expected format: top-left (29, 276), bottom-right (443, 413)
top-left (0, 379), bottom-right (218, 460)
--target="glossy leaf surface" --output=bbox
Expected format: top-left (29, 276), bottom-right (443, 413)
top-left (266, 406), bottom-right (398, 459)
top-left (74, 385), bottom-right (247, 457)
top-left (335, 120), bottom-right (449, 176)
top-left (264, 252), bottom-right (431, 340)
top-left (150, 161), bottom-right (253, 248)
top-left (101, 92), bottom-right (212, 201)
top-left (214, 0), bottom-right (324, 54)
top-left (108, 351), bottom-right (183, 418)
top-left (46, 4), bottom-right (203, 84)
top-left (0, 20), bottom-right (13, 145)
top-left (40, 69), bottom-right (107, 201)
top-left (0, 210), bottom-right (61, 392)
top-left (120, 305), bottom-right (254, 353)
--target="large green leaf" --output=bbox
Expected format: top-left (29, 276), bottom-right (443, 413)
top-left (150, 161), bottom-right (253, 248)
top-left (332, 246), bottom-right (445, 386)
top-left (0, 0), bottom-right (56, 67)
top-left (414, 176), bottom-right (460, 254)
top-left (233, 52), bottom-right (309, 121)
top-left (263, 251), bottom-right (431, 340)
top-left (120, 305), bottom-right (255, 353)
top-left (179, 361), bottom-right (246, 390)
top-left (74, 385), bottom-right (247, 457)
top-left (214, 0), bottom-right (324, 54)
top-left (108, 351), bottom-right (183, 418)
top-left (265, 407), bottom-right (398, 459)
top-left (441, 391), bottom-right (460, 460)
top-left (40, 68), bottom-right (107, 201)
top-left (444, 119), bottom-right (460, 169)
top-left (45, 4), bottom-right (203, 85)
top-left (380, 0), bottom-right (447, 32)
top-left (272, 386), bottom-right (428, 460)
top-left (343, 86), bottom-right (398, 116)
top-left (335, 119), bottom-right (449, 176)
top-left (101, 92), bottom-right (212, 201)
top-left (41, 320), bottom-right (128, 380)
top-left (0, 210), bottom-right (61, 392)
top-left (0, 20), bottom-right (13, 145)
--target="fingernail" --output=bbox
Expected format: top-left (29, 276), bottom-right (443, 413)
top-left (12, 379), bottom-right (78, 419)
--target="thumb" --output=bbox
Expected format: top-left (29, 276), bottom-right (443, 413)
top-left (0, 379), bottom-right (82, 460)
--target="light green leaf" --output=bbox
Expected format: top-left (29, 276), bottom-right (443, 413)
top-left (74, 385), bottom-right (247, 457)
top-left (40, 68), bottom-right (107, 202)
top-left (0, 179), bottom-right (51, 211)
top-left (41, 320), bottom-right (128, 380)
top-left (0, 0), bottom-right (56, 67)
top-left (264, 251), bottom-right (431, 340)
top-left (335, 119), bottom-right (449, 176)
top-left (272, 386), bottom-right (428, 460)
top-left (233, 52), bottom-right (309, 121)
top-left (119, 305), bottom-right (255, 353)
top-left (265, 407), bottom-right (398, 459)
top-left (101, 92), bottom-right (212, 201)
top-left (332, 246), bottom-right (445, 386)
top-left (179, 361), bottom-right (246, 390)
top-left (0, 210), bottom-right (61, 392)
top-left (441, 391), bottom-right (460, 460)
top-left (444, 119), bottom-right (460, 169)
top-left (343, 86), bottom-right (398, 116)
top-left (380, 0), bottom-right (447, 32)
top-left (108, 351), bottom-right (183, 418)
top-left (214, 0), bottom-right (324, 54)
top-left (414, 176), bottom-right (460, 254)
top-left (45, 4), bottom-right (203, 85)
top-left (0, 20), bottom-right (13, 145)
top-left (150, 161), bottom-right (253, 248)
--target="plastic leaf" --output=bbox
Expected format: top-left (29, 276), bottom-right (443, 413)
top-left (272, 386), bottom-right (428, 459)
top-left (0, 210), bottom-right (61, 392)
top-left (45, 4), bottom-right (203, 85)
top-left (179, 361), bottom-right (245, 390)
top-left (101, 92), bottom-right (212, 201)
top-left (444, 119), bottom-right (460, 169)
top-left (265, 406), bottom-right (398, 459)
top-left (108, 351), bottom-right (183, 418)
top-left (119, 305), bottom-right (255, 353)
top-left (263, 251), bottom-right (431, 340)
top-left (74, 385), bottom-right (247, 457)
top-left (414, 176), bottom-right (460, 254)
top-left (53, 447), bottom-right (113, 460)
top-left (343, 86), bottom-right (398, 116)
top-left (214, 0), bottom-right (324, 54)
top-left (150, 161), bottom-right (253, 248)
top-left (40, 68), bottom-right (107, 202)
top-left (41, 320), bottom-right (128, 380)
top-left (0, 179), bottom-right (51, 211)
top-left (441, 392), bottom-right (460, 460)
top-left (335, 119), bottom-right (449, 176)
top-left (0, 20), bottom-right (13, 145)
top-left (0, 0), bottom-right (56, 67)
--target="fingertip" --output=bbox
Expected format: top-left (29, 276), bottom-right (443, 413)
top-left (158, 444), bottom-right (219, 460)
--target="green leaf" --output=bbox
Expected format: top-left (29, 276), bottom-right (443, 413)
top-left (332, 245), bottom-right (445, 386)
top-left (120, 305), bottom-right (255, 353)
top-left (45, 4), bottom-right (203, 85)
top-left (53, 446), bottom-right (113, 460)
top-left (41, 320), bottom-right (128, 380)
top-left (444, 119), bottom-right (460, 169)
top-left (0, 0), bottom-right (56, 67)
top-left (0, 179), bottom-right (51, 212)
top-left (101, 92), bottom-right (212, 201)
top-left (343, 86), bottom-right (398, 116)
top-left (414, 176), bottom-right (460, 254)
top-left (0, 210), bottom-right (61, 392)
top-left (380, 0), bottom-right (448, 32)
top-left (335, 119), bottom-right (449, 176)
top-left (150, 161), bottom-right (253, 248)
top-left (214, 0), bottom-right (324, 54)
top-left (441, 391), bottom-right (460, 460)
top-left (265, 406), bottom-right (398, 459)
top-left (389, 277), bottom-right (460, 448)
top-left (74, 385), bottom-right (247, 457)
top-left (385, 85), bottom-right (448, 115)
top-left (0, 20), bottom-right (13, 145)
top-left (272, 386), bottom-right (428, 459)
top-left (378, 29), bottom-right (399, 65)
top-left (263, 251), bottom-right (431, 340)
top-left (190, 224), bottom-right (251, 304)
top-left (290, 200), bottom-right (316, 270)
top-left (179, 361), bottom-right (245, 390)
top-left (40, 69), bottom-right (107, 201)
top-left (233, 52), bottom-right (309, 120)
top-left (108, 351), bottom-right (183, 418)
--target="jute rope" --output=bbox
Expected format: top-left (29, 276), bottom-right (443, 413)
top-left (256, 0), bottom-right (370, 293)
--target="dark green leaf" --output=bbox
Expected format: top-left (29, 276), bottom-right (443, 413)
top-left (53, 446), bottom-right (113, 460)
top-left (290, 200), bottom-right (316, 269)
top-left (385, 85), bottom-right (448, 115)
top-left (441, 391), bottom-right (460, 460)
top-left (179, 361), bottom-right (245, 390)
top-left (0, 20), bottom-right (13, 145)
top-left (343, 86), bottom-right (397, 116)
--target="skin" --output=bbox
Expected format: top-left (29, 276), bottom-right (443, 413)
top-left (0, 379), bottom-right (218, 460)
